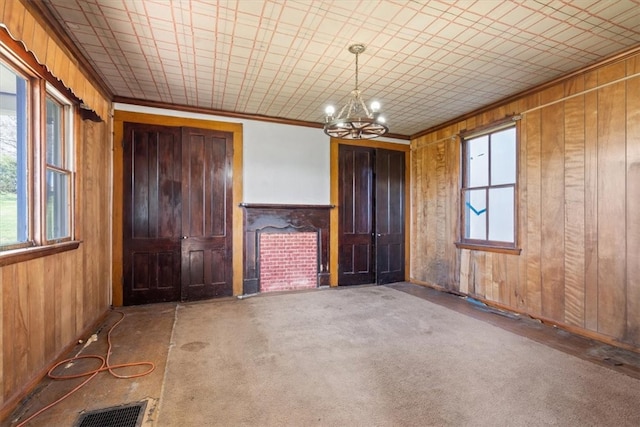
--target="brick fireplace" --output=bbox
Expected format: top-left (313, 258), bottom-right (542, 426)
top-left (259, 231), bottom-right (318, 292)
top-left (241, 204), bottom-right (332, 295)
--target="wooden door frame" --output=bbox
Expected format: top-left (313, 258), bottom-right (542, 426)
top-left (113, 110), bottom-right (243, 306)
top-left (329, 138), bottom-right (411, 286)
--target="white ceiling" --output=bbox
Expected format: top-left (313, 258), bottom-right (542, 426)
top-left (42, 0), bottom-right (640, 138)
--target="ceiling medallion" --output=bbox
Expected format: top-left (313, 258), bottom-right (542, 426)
top-left (323, 44), bottom-right (388, 139)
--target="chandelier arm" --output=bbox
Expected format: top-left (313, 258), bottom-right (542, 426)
top-left (336, 101), bottom-right (350, 120)
top-left (358, 94), bottom-right (371, 117)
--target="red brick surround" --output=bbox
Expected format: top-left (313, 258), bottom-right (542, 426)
top-left (259, 232), bottom-right (317, 292)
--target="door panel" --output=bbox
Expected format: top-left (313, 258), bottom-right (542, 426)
top-left (338, 145), bottom-right (375, 285)
top-left (123, 123), bottom-right (182, 305)
top-left (375, 149), bottom-right (405, 284)
top-left (181, 127), bottom-right (233, 300)
top-left (338, 145), bottom-right (405, 286)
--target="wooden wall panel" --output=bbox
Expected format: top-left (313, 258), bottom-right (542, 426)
top-left (540, 91), bottom-right (565, 321)
top-left (410, 48), bottom-right (640, 350)
top-left (411, 134), bottom-right (459, 289)
top-left (563, 93), bottom-right (586, 327)
top-left (459, 249), bottom-right (470, 294)
top-left (410, 144), bottom-right (424, 280)
top-left (26, 259), bottom-right (46, 378)
top-left (494, 253), bottom-right (507, 305)
top-left (434, 141), bottom-right (448, 286)
top-left (584, 72), bottom-right (599, 332)
top-left (424, 142), bottom-right (439, 283)
top-left (626, 59), bottom-right (640, 343)
top-left (514, 98), bottom-right (532, 311)
top-left (596, 70), bottom-right (627, 339)
top-left (445, 133), bottom-right (460, 291)
top-left (525, 110), bottom-right (542, 317)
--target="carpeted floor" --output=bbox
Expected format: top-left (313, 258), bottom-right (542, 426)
top-left (157, 286), bottom-right (640, 426)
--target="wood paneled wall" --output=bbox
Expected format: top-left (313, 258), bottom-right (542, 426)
top-left (411, 49), bottom-right (640, 350)
top-left (0, 8), bottom-right (113, 419)
top-left (0, 118), bottom-right (112, 419)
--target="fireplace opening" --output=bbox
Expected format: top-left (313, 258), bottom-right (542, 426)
top-left (258, 231), bottom-right (318, 292)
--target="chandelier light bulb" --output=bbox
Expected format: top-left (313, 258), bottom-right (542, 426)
top-left (370, 101), bottom-right (380, 112)
top-left (377, 116), bottom-right (386, 123)
top-left (325, 105), bottom-right (335, 116)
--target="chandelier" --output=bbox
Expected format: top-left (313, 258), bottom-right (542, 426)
top-left (323, 44), bottom-right (388, 139)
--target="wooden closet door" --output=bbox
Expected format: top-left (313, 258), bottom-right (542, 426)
top-left (375, 149), bottom-right (405, 284)
top-left (180, 127), bottom-right (233, 300)
top-left (338, 145), bottom-right (375, 285)
top-left (123, 123), bottom-right (182, 305)
top-left (123, 124), bottom-right (233, 305)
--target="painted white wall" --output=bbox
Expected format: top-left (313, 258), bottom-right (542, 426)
top-left (243, 120), bottom-right (329, 204)
top-left (114, 103), bottom-right (408, 205)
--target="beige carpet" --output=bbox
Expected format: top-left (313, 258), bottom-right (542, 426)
top-left (157, 286), bottom-right (640, 426)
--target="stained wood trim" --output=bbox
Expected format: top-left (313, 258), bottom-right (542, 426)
top-left (331, 137), bottom-right (411, 151)
top-left (115, 97), bottom-right (409, 141)
top-left (241, 203), bottom-right (334, 209)
top-left (0, 241), bottom-right (81, 267)
top-left (329, 142), bottom-right (340, 286)
top-left (454, 242), bottom-right (521, 255)
top-left (520, 71), bottom-right (640, 116)
top-left (459, 115), bottom-right (520, 139)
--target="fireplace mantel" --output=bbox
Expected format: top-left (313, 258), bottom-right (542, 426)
top-left (241, 204), bottom-right (333, 295)
top-left (240, 203), bottom-right (334, 209)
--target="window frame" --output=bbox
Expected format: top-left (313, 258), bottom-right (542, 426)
top-left (455, 117), bottom-right (521, 255)
top-left (44, 85), bottom-right (75, 244)
top-left (0, 43), bottom-right (79, 266)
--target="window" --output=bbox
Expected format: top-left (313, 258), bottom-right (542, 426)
top-left (46, 91), bottom-right (73, 242)
top-left (0, 52), bottom-right (75, 256)
top-left (458, 121), bottom-right (519, 253)
top-left (0, 60), bottom-right (29, 249)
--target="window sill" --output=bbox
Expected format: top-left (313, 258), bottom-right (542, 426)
top-left (0, 241), bottom-right (81, 267)
top-left (455, 241), bottom-right (522, 255)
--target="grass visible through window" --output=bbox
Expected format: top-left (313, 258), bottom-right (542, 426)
top-left (0, 192), bottom-right (18, 245)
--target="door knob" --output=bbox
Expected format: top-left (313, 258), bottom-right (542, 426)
top-left (182, 235), bottom-right (188, 239)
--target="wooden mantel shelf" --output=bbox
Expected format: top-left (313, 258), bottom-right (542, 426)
top-left (239, 203), bottom-right (335, 209)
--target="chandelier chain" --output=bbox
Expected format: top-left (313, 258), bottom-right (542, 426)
top-left (354, 49), bottom-right (359, 91)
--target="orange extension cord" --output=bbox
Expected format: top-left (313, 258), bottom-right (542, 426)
top-left (16, 311), bottom-right (155, 427)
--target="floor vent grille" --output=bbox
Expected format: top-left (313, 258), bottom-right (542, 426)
top-left (75, 401), bottom-right (147, 427)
